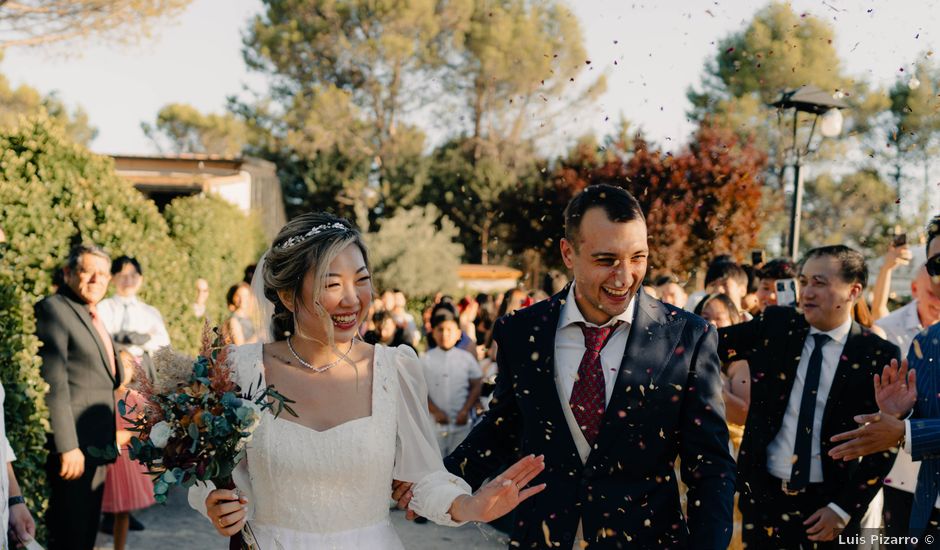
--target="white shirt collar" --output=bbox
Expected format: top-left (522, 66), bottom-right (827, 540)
top-left (559, 281), bottom-right (636, 329)
top-left (904, 299), bottom-right (924, 331)
top-left (114, 294), bottom-right (139, 306)
top-left (808, 316), bottom-right (853, 346)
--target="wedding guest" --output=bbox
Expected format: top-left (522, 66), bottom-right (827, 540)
top-left (741, 264), bottom-right (761, 316)
top-left (654, 273), bottom-right (688, 309)
top-left (392, 290), bottom-right (419, 346)
top-left (3, 380), bottom-right (37, 548)
top-left (754, 258), bottom-right (798, 312)
top-left (423, 307), bottom-right (483, 456)
top-left (101, 352), bottom-right (155, 550)
top-left (192, 278), bottom-right (210, 320)
top-left (705, 260), bottom-right (749, 318)
top-left (35, 244), bottom-right (121, 550)
top-left (225, 282), bottom-right (259, 346)
top-left (718, 245), bottom-right (899, 548)
top-left (698, 293), bottom-right (749, 550)
top-left (870, 240), bottom-right (914, 320)
top-left (97, 255), bottom-right (170, 382)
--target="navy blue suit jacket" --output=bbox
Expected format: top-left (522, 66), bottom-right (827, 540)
top-left (908, 324), bottom-right (940, 534)
top-left (444, 288), bottom-right (736, 549)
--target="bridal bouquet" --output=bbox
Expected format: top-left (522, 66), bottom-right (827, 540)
top-left (120, 324), bottom-right (293, 549)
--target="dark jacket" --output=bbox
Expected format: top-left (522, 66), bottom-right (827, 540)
top-left (444, 288), bottom-right (736, 549)
top-left (35, 287), bottom-right (120, 465)
top-left (717, 306), bottom-right (899, 520)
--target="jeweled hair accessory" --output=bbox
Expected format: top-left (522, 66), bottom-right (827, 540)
top-left (277, 222), bottom-right (350, 250)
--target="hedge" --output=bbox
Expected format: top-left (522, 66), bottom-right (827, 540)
top-left (0, 114), bottom-right (264, 538)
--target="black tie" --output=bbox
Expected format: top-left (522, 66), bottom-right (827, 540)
top-left (789, 333), bottom-right (830, 490)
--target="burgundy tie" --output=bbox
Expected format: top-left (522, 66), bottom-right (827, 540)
top-left (88, 304), bottom-right (116, 376)
top-left (569, 324), bottom-right (616, 446)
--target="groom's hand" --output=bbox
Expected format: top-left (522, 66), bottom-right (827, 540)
top-left (392, 479), bottom-right (415, 519)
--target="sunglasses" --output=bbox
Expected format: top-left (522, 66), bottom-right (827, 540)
top-left (928, 253), bottom-right (940, 277)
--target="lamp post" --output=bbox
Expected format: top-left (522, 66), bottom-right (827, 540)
top-left (771, 85), bottom-right (848, 261)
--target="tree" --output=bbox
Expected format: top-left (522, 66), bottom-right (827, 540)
top-left (142, 103), bottom-right (248, 156)
top-left (504, 123), bottom-right (767, 280)
top-left (0, 66), bottom-right (96, 145)
top-left (801, 169), bottom-right (898, 251)
top-left (877, 58), bottom-right (940, 225)
top-left (424, 0), bottom-right (602, 263)
top-left (0, 0), bottom-right (192, 49)
top-left (686, 1), bottom-right (888, 249)
top-left (239, 0), bottom-right (472, 222)
top-left (364, 205), bottom-right (464, 297)
top-left (162, 194), bottom-right (266, 326)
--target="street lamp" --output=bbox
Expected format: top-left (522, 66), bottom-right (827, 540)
top-left (771, 85), bottom-right (849, 261)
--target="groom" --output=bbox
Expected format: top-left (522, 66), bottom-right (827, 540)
top-left (440, 184), bottom-right (734, 548)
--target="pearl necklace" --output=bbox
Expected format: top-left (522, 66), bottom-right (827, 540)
top-left (287, 336), bottom-right (354, 373)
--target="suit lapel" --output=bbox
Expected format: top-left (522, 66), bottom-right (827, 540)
top-left (62, 295), bottom-right (117, 384)
top-left (527, 287), bottom-right (582, 464)
top-left (588, 291), bottom-right (684, 463)
top-left (822, 321), bottom-right (863, 427)
top-left (776, 315), bottom-right (810, 411)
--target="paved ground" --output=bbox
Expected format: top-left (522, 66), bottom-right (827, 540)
top-left (94, 486), bottom-right (507, 549)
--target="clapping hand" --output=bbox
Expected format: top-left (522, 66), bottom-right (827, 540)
top-left (449, 454), bottom-right (546, 523)
top-left (874, 358), bottom-right (916, 418)
top-left (828, 358), bottom-right (914, 461)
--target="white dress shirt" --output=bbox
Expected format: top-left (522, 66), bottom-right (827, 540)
top-left (766, 317), bottom-right (852, 522)
top-left (876, 300), bottom-right (923, 360)
top-left (554, 283), bottom-right (636, 548)
top-left (876, 300), bottom-right (930, 498)
top-left (554, 283), bottom-right (635, 408)
top-left (422, 347), bottom-right (483, 419)
top-left (97, 295), bottom-right (171, 357)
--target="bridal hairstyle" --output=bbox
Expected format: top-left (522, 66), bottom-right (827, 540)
top-left (262, 212), bottom-right (371, 344)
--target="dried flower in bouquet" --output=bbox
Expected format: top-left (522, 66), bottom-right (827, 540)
top-left (118, 323), bottom-right (295, 549)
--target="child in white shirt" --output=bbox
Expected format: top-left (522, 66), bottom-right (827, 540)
top-left (422, 305), bottom-right (483, 455)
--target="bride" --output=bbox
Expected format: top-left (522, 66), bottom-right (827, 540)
top-left (188, 212), bottom-right (545, 549)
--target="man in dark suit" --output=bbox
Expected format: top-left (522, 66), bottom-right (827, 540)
top-left (718, 245), bottom-right (899, 548)
top-left (433, 184), bottom-right (736, 549)
top-left (35, 243), bottom-right (121, 550)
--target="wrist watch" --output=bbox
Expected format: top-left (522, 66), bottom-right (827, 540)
top-left (8, 495), bottom-right (25, 507)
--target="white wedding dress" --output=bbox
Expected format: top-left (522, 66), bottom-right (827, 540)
top-left (188, 343), bottom-right (472, 549)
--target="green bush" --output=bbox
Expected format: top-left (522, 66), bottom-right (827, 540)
top-left (0, 115), bottom-right (266, 534)
top-left (163, 194), bottom-right (265, 326)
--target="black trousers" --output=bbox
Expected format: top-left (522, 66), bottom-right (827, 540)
top-left (44, 452), bottom-right (107, 550)
top-left (884, 486), bottom-right (915, 542)
top-left (741, 473), bottom-right (856, 550)
top-left (916, 508), bottom-right (939, 549)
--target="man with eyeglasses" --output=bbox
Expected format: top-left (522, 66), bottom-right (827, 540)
top-left (34, 244), bottom-right (122, 550)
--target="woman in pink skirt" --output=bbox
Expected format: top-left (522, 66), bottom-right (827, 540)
top-left (103, 353), bottom-right (156, 550)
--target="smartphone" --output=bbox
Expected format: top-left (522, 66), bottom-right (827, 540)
top-left (751, 249), bottom-right (766, 266)
top-left (893, 233), bottom-right (907, 247)
top-left (775, 278), bottom-right (798, 307)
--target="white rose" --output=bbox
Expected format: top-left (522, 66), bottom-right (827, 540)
top-left (149, 421), bottom-right (171, 448)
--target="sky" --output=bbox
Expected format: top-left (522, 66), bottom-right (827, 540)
top-left (1, 0), bottom-right (938, 158)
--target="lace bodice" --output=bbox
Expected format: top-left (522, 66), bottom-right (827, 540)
top-left (188, 343), bottom-right (471, 542)
top-left (247, 343), bottom-right (397, 532)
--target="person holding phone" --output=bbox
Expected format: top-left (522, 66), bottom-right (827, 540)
top-left (753, 258), bottom-right (798, 312)
top-left (870, 234), bottom-right (914, 321)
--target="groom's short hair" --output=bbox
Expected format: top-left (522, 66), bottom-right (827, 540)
top-left (564, 183), bottom-right (645, 248)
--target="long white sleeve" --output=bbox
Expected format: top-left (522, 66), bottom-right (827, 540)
top-left (389, 345), bottom-right (472, 526)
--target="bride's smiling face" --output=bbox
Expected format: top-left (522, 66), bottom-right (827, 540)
top-left (288, 243), bottom-right (373, 345)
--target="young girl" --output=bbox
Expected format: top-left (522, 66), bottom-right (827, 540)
top-left (102, 352), bottom-right (156, 550)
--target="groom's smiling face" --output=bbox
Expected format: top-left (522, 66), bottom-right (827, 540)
top-left (561, 207), bottom-right (648, 325)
